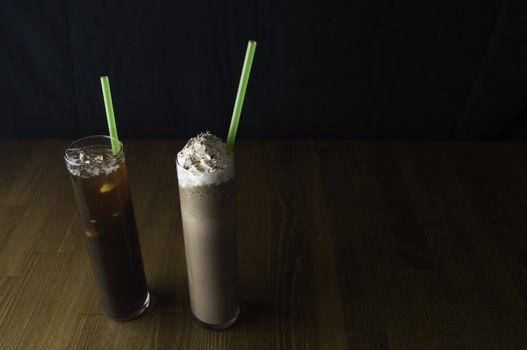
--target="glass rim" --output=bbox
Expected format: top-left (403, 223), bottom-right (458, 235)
top-left (64, 135), bottom-right (124, 166)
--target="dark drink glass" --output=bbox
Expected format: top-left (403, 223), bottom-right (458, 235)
top-left (64, 135), bottom-right (150, 320)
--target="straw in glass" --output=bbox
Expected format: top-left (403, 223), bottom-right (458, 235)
top-left (225, 40), bottom-right (257, 154)
top-left (100, 76), bottom-right (121, 155)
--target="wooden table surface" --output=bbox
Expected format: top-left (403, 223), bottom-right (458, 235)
top-left (1, 140), bottom-right (527, 349)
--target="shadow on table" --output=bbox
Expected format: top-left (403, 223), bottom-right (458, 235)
top-left (141, 285), bottom-right (187, 316)
top-left (236, 298), bottom-right (275, 330)
top-left (140, 289), bottom-right (276, 331)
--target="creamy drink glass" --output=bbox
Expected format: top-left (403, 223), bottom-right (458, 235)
top-left (176, 132), bottom-right (239, 329)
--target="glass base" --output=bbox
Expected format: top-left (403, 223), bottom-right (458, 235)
top-left (192, 306), bottom-right (239, 330)
top-left (106, 291), bottom-right (151, 321)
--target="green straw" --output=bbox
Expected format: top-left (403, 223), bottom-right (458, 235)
top-left (226, 40), bottom-right (257, 154)
top-left (100, 76), bottom-right (121, 155)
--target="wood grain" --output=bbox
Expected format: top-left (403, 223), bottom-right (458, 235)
top-left (1, 140), bottom-right (526, 349)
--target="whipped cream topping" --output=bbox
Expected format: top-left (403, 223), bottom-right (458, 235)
top-left (176, 131), bottom-right (234, 187)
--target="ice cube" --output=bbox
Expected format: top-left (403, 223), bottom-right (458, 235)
top-left (92, 154), bottom-right (104, 163)
top-left (65, 148), bottom-right (83, 162)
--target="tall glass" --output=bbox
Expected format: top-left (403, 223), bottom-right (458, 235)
top-left (64, 136), bottom-right (150, 320)
top-left (176, 155), bottom-right (239, 329)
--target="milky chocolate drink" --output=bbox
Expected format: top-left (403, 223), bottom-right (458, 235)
top-left (177, 132), bottom-right (239, 329)
top-left (65, 136), bottom-right (150, 321)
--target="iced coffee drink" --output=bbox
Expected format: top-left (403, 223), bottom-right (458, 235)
top-left (176, 132), bottom-right (239, 329)
top-left (65, 135), bottom-right (150, 320)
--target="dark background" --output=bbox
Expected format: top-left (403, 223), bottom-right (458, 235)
top-left (2, 0), bottom-right (526, 140)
